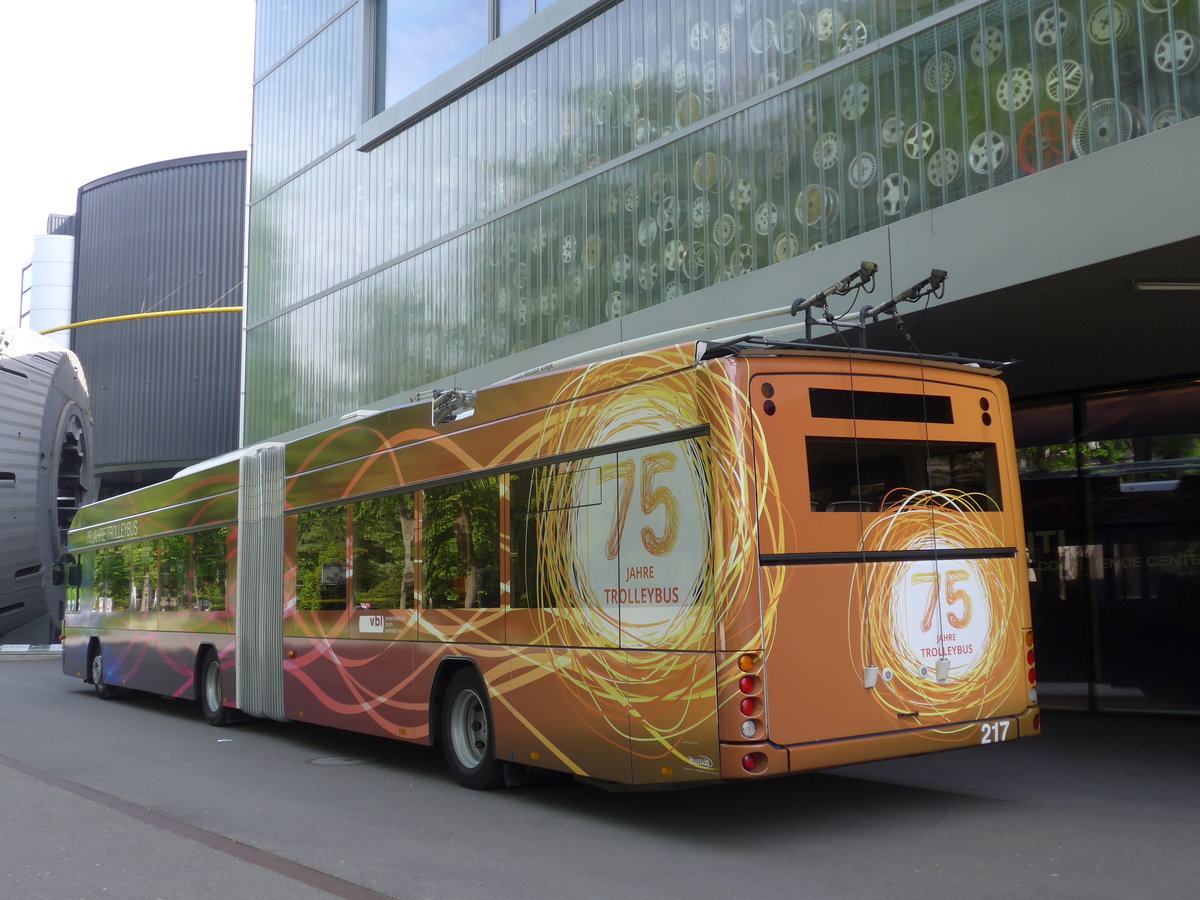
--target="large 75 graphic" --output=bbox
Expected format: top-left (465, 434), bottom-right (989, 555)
top-left (599, 452), bottom-right (679, 559)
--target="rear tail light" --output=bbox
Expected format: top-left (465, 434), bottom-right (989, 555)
top-left (741, 752), bottom-right (765, 773)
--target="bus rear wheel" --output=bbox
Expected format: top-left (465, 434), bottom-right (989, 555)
top-left (90, 648), bottom-right (119, 700)
top-left (200, 652), bottom-right (230, 726)
top-left (441, 669), bottom-right (504, 790)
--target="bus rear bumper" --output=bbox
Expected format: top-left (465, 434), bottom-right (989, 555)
top-left (719, 706), bottom-right (1040, 780)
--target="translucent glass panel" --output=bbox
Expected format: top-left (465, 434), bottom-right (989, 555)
top-left (371, 0), bottom-right (975, 221)
top-left (254, 0), bottom-right (353, 78)
top-left (252, 10), bottom-right (360, 198)
top-left (245, 0), bottom-right (1200, 440)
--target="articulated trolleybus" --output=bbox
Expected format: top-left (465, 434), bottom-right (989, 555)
top-left (64, 329), bottom-right (1040, 788)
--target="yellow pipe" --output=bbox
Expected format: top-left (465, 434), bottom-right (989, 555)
top-left (39, 307), bottom-right (243, 335)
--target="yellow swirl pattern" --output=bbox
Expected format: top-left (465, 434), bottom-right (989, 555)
top-left (852, 489), bottom-right (1022, 735)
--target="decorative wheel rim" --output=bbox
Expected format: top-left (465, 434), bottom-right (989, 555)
top-left (1034, 7), bottom-right (1076, 48)
top-left (638, 260), bottom-right (660, 289)
top-left (1087, 3), bottom-right (1130, 44)
top-left (611, 253), bottom-right (632, 283)
top-left (880, 113), bottom-right (904, 147)
top-left (91, 654), bottom-right (103, 686)
top-left (717, 23), bottom-right (732, 54)
top-left (730, 176), bottom-right (754, 209)
top-left (1150, 103), bottom-right (1187, 130)
top-left (838, 19), bottom-right (869, 56)
top-left (923, 51), bottom-right (958, 93)
top-left (754, 203), bottom-right (780, 235)
top-left (713, 213), bottom-right (736, 246)
top-left (879, 173), bottom-right (911, 217)
top-left (1019, 110), bottom-right (1073, 173)
top-left (903, 120), bottom-right (935, 159)
top-left (840, 81), bottom-right (871, 120)
top-left (1047, 59), bottom-right (1086, 103)
top-left (1072, 99), bottom-right (1133, 156)
top-left (813, 132), bottom-right (843, 169)
top-left (822, 188), bottom-right (840, 226)
top-left (970, 26), bottom-right (1005, 66)
top-left (968, 131), bottom-right (1010, 174)
top-left (927, 148), bottom-right (961, 187)
top-left (637, 217), bottom-right (658, 247)
top-left (607, 292), bottom-right (624, 320)
top-left (658, 196), bottom-right (677, 232)
top-left (778, 11), bottom-right (808, 54)
top-left (630, 58), bottom-right (645, 89)
top-left (584, 235), bottom-right (603, 269)
top-left (1154, 30), bottom-right (1199, 75)
top-left (449, 687), bottom-right (489, 769)
top-left (693, 153), bottom-right (719, 191)
top-left (732, 244), bottom-right (755, 276)
top-left (796, 185), bottom-right (825, 226)
top-left (997, 67), bottom-right (1034, 112)
top-left (1141, 0), bottom-right (1183, 14)
top-left (664, 239), bottom-right (687, 271)
top-left (685, 242), bottom-right (713, 280)
top-left (773, 232), bottom-right (801, 262)
top-left (691, 196), bottom-right (710, 228)
top-left (816, 8), bottom-right (844, 43)
top-left (690, 20), bottom-right (713, 51)
top-left (750, 18), bottom-right (777, 54)
top-left (848, 152), bottom-right (878, 189)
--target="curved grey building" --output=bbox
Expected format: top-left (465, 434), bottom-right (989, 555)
top-left (72, 152), bottom-right (246, 497)
top-left (0, 329), bottom-right (93, 639)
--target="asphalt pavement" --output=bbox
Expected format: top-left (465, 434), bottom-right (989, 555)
top-left (2, 652), bottom-right (1198, 900)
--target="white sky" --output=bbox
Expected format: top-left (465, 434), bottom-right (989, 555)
top-left (1, 0), bottom-right (255, 329)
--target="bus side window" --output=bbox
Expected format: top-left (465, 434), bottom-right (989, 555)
top-left (353, 493), bottom-right (416, 610)
top-left (296, 506), bottom-right (351, 611)
top-left (126, 541), bottom-right (157, 616)
top-left (509, 467), bottom-right (542, 608)
top-left (158, 535), bottom-right (189, 612)
top-left (93, 546), bottom-right (130, 612)
top-left (193, 527), bottom-right (230, 612)
top-left (422, 477), bottom-right (500, 610)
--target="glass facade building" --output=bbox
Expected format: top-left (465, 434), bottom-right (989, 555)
top-left (247, 0), bottom-right (1200, 712)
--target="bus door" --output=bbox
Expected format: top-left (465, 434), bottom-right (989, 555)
top-left (750, 370), bottom-right (1029, 746)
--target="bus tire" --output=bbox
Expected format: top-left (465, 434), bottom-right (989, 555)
top-left (441, 669), bottom-right (504, 790)
top-left (200, 651), bottom-right (230, 726)
top-left (90, 647), bottom-right (119, 700)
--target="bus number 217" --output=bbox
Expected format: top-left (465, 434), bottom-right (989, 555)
top-left (980, 721), bottom-right (1011, 744)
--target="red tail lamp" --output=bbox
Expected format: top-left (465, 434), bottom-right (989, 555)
top-left (741, 752), bottom-right (766, 774)
top-left (739, 675), bottom-right (757, 694)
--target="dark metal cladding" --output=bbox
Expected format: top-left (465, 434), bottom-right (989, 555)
top-left (71, 152), bottom-right (246, 496)
top-left (0, 329), bottom-right (94, 639)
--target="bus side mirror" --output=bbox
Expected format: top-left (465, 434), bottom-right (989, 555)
top-left (52, 563), bottom-right (65, 586)
top-left (67, 563), bottom-right (83, 587)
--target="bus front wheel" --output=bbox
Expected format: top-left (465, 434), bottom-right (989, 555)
top-left (441, 669), bottom-right (504, 790)
top-left (200, 652), bottom-right (230, 726)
